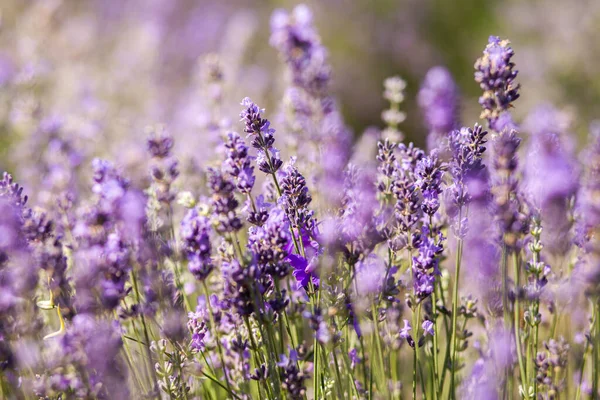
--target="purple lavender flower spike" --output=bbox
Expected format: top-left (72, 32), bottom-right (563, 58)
top-left (278, 348), bottom-right (307, 399)
top-left (418, 66), bottom-right (460, 152)
top-left (446, 124), bottom-right (488, 225)
top-left (475, 36), bottom-right (520, 131)
top-left (490, 129), bottom-right (528, 251)
top-left (223, 131), bottom-right (255, 194)
top-left (248, 207), bottom-right (292, 279)
top-left (412, 228), bottom-right (444, 301)
top-left (415, 155), bottom-right (446, 216)
top-left (270, 4), bottom-right (331, 97)
top-left (522, 105), bottom-right (578, 257)
top-left (207, 167), bottom-right (242, 233)
top-left (180, 207), bottom-right (214, 281)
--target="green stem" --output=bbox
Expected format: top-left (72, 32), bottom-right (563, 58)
top-left (512, 252), bottom-right (527, 390)
top-left (314, 334), bottom-right (320, 400)
top-left (371, 303), bottom-right (387, 396)
top-left (131, 268), bottom-right (158, 393)
top-left (575, 338), bottom-right (591, 400)
top-left (202, 281), bottom-right (233, 394)
top-left (450, 237), bottom-right (464, 399)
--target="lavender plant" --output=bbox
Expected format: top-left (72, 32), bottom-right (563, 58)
top-left (0, 5), bottom-right (599, 400)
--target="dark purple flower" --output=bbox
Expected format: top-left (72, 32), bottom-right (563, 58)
top-left (180, 207), bottom-right (214, 281)
top-left (248, 207), bottom-right (292, 279)
top-left (207, 168), bottom-right (242, 233)
top-left (278, 348), bottom-right (307, 400)
top-left (147, 126), bottom-right (179, 206)
top-left (415, 155), bottom-right (445, 216)
top-left (412, 228), bottom-right (444, 300)
top-left (223, 132), bottom-right (255, 194)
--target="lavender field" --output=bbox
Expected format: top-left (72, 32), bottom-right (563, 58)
top-left (1, 1), bottom-right (600, 399)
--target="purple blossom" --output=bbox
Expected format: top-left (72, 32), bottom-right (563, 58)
top-left (412, 228), bottom-right (444, 300)
top-left (422, 320), bottom-right (434, 336)
top-left (248, 207), bottom-right (292, 279)
top-left (180, 207), bottom-right (214, 281)
top-left (400, 319), bottom-right (414, 347)
top-left (474, 36), bottom-right (520, 130)
top-left (523, 106), bottom-right (579, 257)
top-left (223, 131), bottom-right (255, 194)
top-left (270, 4), bottom-right (330, 96)
top-left (490, 129), bottom-right (528, 250)
top-left (207, 168), bottom-right (242, 233)
top-left (418, 66), bottom-right (460, 151)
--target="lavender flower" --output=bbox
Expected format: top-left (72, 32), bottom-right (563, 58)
top-left (146, 126), bottom-right (179, 229)
top-left (278, 349), bottom-right (307, 400)
top-left (412, 228), bottom-right (444, 301)
top-left (489, 129), bottom-right (529, 250)
top-left (280, 161), bottom-right (316, 239)
top-left (207, 167), bottom-right (243, 233)
top-left (523, 106), bottom-right (578, 257)
top-left (248, 207), bottom-right (292, 279)
top-left (474, 36), bottom-right (520, 131)
top-left (418, 66), bottom-right (460, 152)
top-left (446, 124), bottom-right (488, 228)
top-left (422, 320), bottom-right (434, 336)
top-left (415, 155), bottom-right (445, 216)
top-left (270, 4), bottom-right (330, 96)
top-left (381, 76), bottom-right (407, 142)
top-left (400, 320), bottom-right (415, 347)
top-left (180, 207), bottom-right (214, 281)
top-left (240, 98), bottom-right (283, 175)
top-left (223, 131), bottom-right (256, 194)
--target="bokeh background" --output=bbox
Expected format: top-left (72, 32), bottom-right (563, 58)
top-left (1, 0), bottom-right (599, 177)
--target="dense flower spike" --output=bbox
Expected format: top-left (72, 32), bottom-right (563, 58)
top-left (447, 124), bottom-right (488, 223)
top-left (180, 207), bottom-right (214, 280)
top-left (490, 129), bottom-right (528, 248)
top-left (223, 131), bottom-right (256, 194)
top-left (475, 36), bottom-right (520, 131)
top-left (207, 167), bottom-right (243, 233)
top-left (240, 97), bottom-right (283, 174)
top-left (0, 5), bottom-right (599, 400)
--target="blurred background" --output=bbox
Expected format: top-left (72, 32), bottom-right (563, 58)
top-left (1, 0), bottom-right (599, 176)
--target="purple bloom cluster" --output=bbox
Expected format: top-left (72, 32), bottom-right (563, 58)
top-left (475, 36), bottom-right (520, 131)
top-left (181, 207), bottom-right (214, 281)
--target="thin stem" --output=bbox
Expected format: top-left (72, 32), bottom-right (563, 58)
top-left (575, 338), bottom-right (591, 400)
top-left (201, 281), bottom-right (233, 393)
top-left (512, 252), bottom-right (527, 389)
top-left (131, 268), bottom-right (158, 393)
top-left (371, 303), bottom-right (387, 396)
top-left (593, 301), bottom-right (599, 399)
top-left (450, 237), bottom-right (464, 399)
